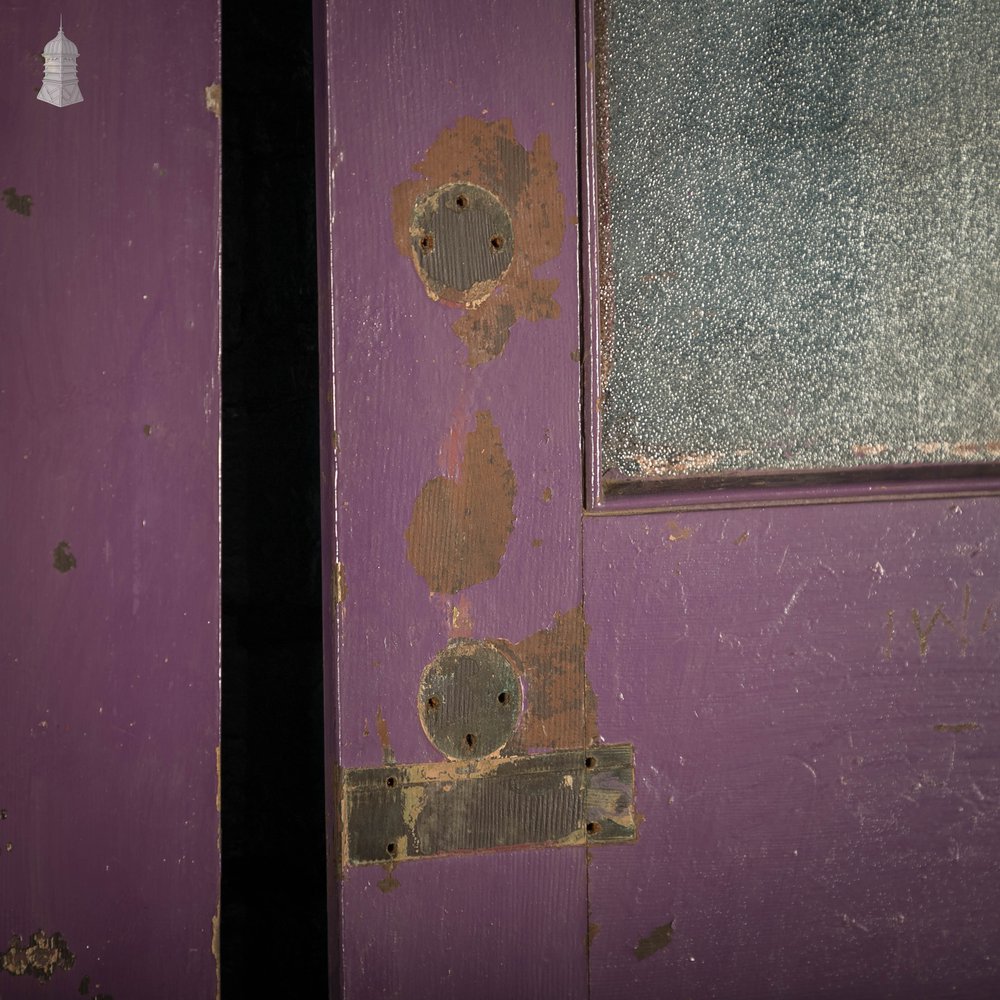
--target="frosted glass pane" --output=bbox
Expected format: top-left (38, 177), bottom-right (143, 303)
top-left (597, 0), bottom-right (1000, 483)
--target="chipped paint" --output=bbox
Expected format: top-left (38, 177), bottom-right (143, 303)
top-left (375, 706), bottom-right (395, 765)
top-left (1, 930), bottom-right (74, 980)
top-left (204, 83), bottom-right (221, 120)
top-left (505, 605), bottom-right (599, 752)
top-left (2, 187), bottom-right (32, 216)
top-left (635, 452), bottom-right (718, 477)
top-left (334, 561), bottom-right (347, 606)
top-left (933, 722), bottom-right (981, 734)
top-left (406, 411), bottom-right (516, 594)
top-left (666, 519), bottom-right (692, 542)
top-left (53, 540), bottom-right (76, 572)
top-left (392, 117), bottom-right (565, 365)
top-left (377, 862), bottom-right (400, 893)
top-left (211, 903), bottom-right (220, 1000)
top-left (634, 921), bottom-right (673, 960)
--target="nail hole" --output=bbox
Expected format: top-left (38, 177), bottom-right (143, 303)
top-left (455, 194), bottom-right (468, 209)
top-left (386, 842), bottom-right (397, 856)
top-left (585, 756), bottom-right (596, 770)
top-left (586, 822), bottom-right (601, 835)
top-left (497, 691), bottom-right (507, 704)
top-left (386, 777), bottom-right (396, 788)
top-left (490, 234), bottom-right (505, 251)
top-left (464, 732), bottom-right (477, 750)
top-left (427, 696), bottom-right (440, 709)
top-left (419, 233), bottom-right (434, 253)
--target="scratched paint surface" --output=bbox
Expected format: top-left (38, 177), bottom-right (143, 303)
top-left (0, 4), bottom-right (220, 997)
top-left (316, 0), bottom-right (586, 996)
top-left (585, 498), bottom-right (1000, 998)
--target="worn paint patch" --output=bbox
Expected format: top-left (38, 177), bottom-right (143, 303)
top-left (588, 922), bottom-right (601, 948)
top-left (376, 706), bottom-right (395, 765)
top-left (666, 519), bottom-right (692, 542)
top-left (406, 411), bottom-right (516, 593)
top-left (377, 862), bottom-right (400, 893)
top-left (392, 117), bottom-right (565, 365)
top-left (53, 540), bottom-right (76, 572)
top-left (934, 722), bottom-right (980, 733)
top-left (504, 605), bottom-right (599, 752)
top-left (2, 930), bottom-right (74, 980)
top-left (334, 561), bottom-right (347, 606)
top-left (2, 187), bottom-right (32, 216)
top-left (634, 921), bottom-right (674, 961)
top-left (204, 83), bottom-right (221, 120)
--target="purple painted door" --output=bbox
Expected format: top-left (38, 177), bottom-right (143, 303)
top-left (316, 2), bottom-right (1000, 997)
top-left (1, 5), bottom-right (221, 998)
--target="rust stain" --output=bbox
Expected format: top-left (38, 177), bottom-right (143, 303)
top-left (504, 605), bottom-right (598, 752)
top-left (406, 411), bottom-right (516, 594)
top-left (2, 930), bottom-right (74, 981)
top-left (377, 862), bottom-right (401, 893)
top-left (376, 706), bottom-right (395, 765)
top-left (634, 921), bottom-right (674, 961)
top-left (934, 722), bottom-right (981, 733)
top-left (53, 540), bottom-right (76, 573)
top-left (392, 117), bottom-right (565, 365)
top-left (204, 83), bottom-right (222, 120)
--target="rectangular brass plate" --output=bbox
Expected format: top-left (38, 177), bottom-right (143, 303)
top-left (342, 744), bottom-right (636, 866)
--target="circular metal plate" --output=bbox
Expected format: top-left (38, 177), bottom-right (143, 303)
top-left (418, 640), bottom-right (522, 759)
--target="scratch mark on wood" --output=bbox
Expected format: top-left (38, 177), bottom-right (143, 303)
top-left (1, 930), bottom-right (74, 981)
top-left (882, 609), bottom-right (895, 661)
top-left (504, 605), bottom-right (598, 752)
top-left (911, 605), bottom-right (953, 658)
top-left (392, 117), bottom-right (565, 365)
top-left (734, 531), bottom-right (750, 546)
top-left (406, 411), bottom-right (516, 593)
top-left (634, 921), bottom-right (673, 960)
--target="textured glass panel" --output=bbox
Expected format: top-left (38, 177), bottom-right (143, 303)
top-left (597, 0), bottom-right (1000, 482)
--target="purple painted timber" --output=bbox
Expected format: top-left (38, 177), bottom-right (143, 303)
top-left (585, 498), bottom-right (1000, 998)
top-left (315, 0), bottom-right (587, 995)
top-left (0, 5), bottom-right (220, 998)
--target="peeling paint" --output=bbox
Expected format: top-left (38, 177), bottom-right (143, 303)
top-left (406, 411), bottom-right (516, 594)
top-left (53, 540), bottom-right (76, 572)
top-left (204, 83), bottom-right (221, 120)
top-left (504, 605), bottom-right (599, 752)
top-left (2, 930), bottom-right (74, 981)
top-left (634, 921), bottom-right (673, 960)
top-left (392, 117), bottom-right (565, 365)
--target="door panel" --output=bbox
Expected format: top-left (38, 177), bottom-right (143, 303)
top-left (0, 5), bottom-right (220, 996)
top-left (585, 500), bottom-right (1000, 998)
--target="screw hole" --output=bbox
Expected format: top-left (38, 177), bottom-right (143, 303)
top-left (427, 696), bottom-right (440, 710)
top-left (455, 194), bottom-right (468, 209)
top-left (586, 822), bottom-right (601, 836)
top-left (585, 756), bottom-right (596, 770)
top-left (465, 732), bottom-right (477, 750)
top-left (490, 234), bottom-right (505, 251)
top-left (497, 691), bottom-right (507, 704)
top-left (386, 776), bottom-right (396, 788)
top-left (386, 842), bottom-right (397, 856)
top-left (419, 233), bottom-right (434, 253)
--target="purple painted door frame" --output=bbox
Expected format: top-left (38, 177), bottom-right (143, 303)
top-left (316, 2), bottom-right (1000, 997)
top-left (1, 4), bottom-right (221, 998)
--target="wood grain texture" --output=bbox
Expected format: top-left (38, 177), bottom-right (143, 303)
top-left (315, 1), bottom-right (586, 996)
top-left (0, 3), bottom-right (220, 998)
top-left (584, 499), bottom-right (1000, 999)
